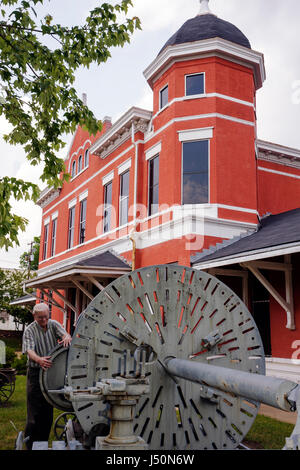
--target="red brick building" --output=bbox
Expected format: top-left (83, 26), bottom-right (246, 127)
top-left (25, 1), bottom-right (300, 381)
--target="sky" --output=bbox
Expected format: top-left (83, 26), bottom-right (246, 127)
top-left (0, 0), bottom-right (300, 269)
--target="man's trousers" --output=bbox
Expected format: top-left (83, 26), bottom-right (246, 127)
top-left (24, 367), bottom-right (53, 450)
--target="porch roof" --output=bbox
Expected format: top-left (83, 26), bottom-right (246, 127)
top-left (191, 208), bottom-right (300, 269)
top-left (24, 250), bottom-right (131, 290)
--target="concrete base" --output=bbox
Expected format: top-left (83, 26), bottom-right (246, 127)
top-left (95, 436), bottom-right (148, 451)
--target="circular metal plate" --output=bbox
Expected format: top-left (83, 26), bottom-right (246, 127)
top-left (40, 345), bottom-right (73, 412)
top-left (67, 266), bottom-right (265, 450)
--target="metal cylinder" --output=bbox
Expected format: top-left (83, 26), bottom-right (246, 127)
top-left (164, 357), bottom-right (297, 412)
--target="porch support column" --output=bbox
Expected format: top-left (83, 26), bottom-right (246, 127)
top-left (71, 279), bottom-right (94, 301)
top-left (241, 260), bottom-right (295, 330)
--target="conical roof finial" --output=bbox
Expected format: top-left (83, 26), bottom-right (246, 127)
top-left (198, 0), bottom-right (216, 16)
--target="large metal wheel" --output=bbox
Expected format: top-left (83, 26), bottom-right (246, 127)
top-left (67, 266), bottom-right (265, 450)
top-left (40, 345), bottom-right (73, 412)
top-left (0, 371), bottom-right (15, 405)
top-left (54, 412), bottom-right (78, 441)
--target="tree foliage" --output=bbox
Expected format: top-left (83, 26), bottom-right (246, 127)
top-left (0, 0), bottom-right (140, 249)
top-left (19, 235), bottom-right (40, 271)
top-left (0, 268), bottom-right (34, 327)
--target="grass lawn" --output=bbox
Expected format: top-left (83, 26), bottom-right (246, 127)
top-left (0, 376), bottom-right (295, 450)
top-left (0, 375), bottom-right (61, 450)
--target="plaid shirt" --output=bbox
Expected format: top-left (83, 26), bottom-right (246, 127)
top-left (22, 319), bottom-right (67, 368)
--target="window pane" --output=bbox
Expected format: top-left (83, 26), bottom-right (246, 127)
top-left (71, 161), bottom-right (76, 178)
top-left (43, 224), bottom-right (49, 260)
top-left (104, 182), bottom-right (112, 233)
top-left (79, 199), bottom-right (87, 244)
top-left (160, 85), bottom-right (168, 109)
top-left (68, 207), bottom-right (75, 248)
top-left (51, 219), bottom-right (57, 257)
top-left (120, 171), bottom-right (129, 226)
top-left (186, 74), bottom-right (204, 96)
top-left (120, 171), bottom-right (129, 197)
top-left (149, 155), bottom-right (159, 216)
top-left (84, 149), bottom-right (89, 167)
top-left (183, 174), bottom-right (208, 204)
top-left (182, 140), bottom-right (209, 205)
top-left (120, 197), bottom-right (129, 226)
top-left (78, 155), bottom-right (82, 173)
top-left (150, 155), bottom-right (159, 186)
top-left (183, 141), bottom-right (208, 173)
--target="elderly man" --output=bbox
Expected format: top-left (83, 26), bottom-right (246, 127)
top-left (22, 303), bottom-right (72, 450)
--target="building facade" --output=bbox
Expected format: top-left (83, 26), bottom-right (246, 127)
top-left (25, 1), bottom-right (300, 380)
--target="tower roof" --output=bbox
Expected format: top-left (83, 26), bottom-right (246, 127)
top-left (159, 1), bottom-right (251, 56)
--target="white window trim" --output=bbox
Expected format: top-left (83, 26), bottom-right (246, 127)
top-left (178, 127), bottom-right (214, 142)
top-left (118, 158), bottom-right (131, 175)
top-left (145, 142), bottom-right (162, 161)
top-left (102, 171), bottom-right (114, 187)
top-left (68, 197), bottom-right (77, 209)
top-left (185, 72), bottom-right (205, 97)
top-left (79, 189), bottom-right (88, 202)
top-left (43, 217), bottom-right (50, 226)
top-left (51, 211), bottom-right (58, 220)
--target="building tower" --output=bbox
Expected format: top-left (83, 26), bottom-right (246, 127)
top-left (142, 0), bottom-right (266, 265)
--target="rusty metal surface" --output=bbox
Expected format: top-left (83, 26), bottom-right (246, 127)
top-left (66, 265), bottom-right (266, 450)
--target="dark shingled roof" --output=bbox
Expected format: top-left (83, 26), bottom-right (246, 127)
top-left (191, 208), bottom-right (300, 266)
top-left (159, 14), bottom-right (251, 56)
top-left (75, 251), bottom-right (130, 269)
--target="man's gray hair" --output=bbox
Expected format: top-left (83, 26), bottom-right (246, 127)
top-left (33, 303), bottom-right (49, 315)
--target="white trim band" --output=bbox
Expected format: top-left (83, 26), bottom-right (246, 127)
top-left (79, 190), bottom-right (88, 202)
top-left (68, 198), bottom-right (77, 209)
top-left (178, 127), bottom-right (214, 142)
top-left (118, 158), bottom-right (132, 175)
top-left (145, 142), bottom-right (162, 161)
top-left (102, 171), bottom-right (114, 186)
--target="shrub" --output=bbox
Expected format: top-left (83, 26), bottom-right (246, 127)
top-left (0, 346), bottom-right (17, 369)
top-left (12, 354), bottom-right (27, 375)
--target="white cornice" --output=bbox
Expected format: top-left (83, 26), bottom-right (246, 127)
top-left (36, 186), bottom-right (61, 209)
top-left (90, 107), bottom-right (152, 159)
top-left (257, 139), bottom-right (300, 170)
top-left (144, 37), bottom-right (266, 90)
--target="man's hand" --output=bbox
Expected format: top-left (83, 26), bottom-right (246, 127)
top-left (38, 356), bottom-right (53, 370)
top-left (58, 333), bottom-right (72, 348)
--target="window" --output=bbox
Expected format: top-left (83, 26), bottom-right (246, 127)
top-left (160, 85), bottom-right (168, 109)
top-left (84, 149), bottom-right (89, 168)
top-left (79, 199), bottom-right (87, 244)
top-left (78, 155), bottom-right (83, 173)
top-left (185, 73), bottom-right (205, 96)
top-left (103, 182), bottom-right (112, 233)
top-left (182, 140), bottom-right (209, 205)
top-left (71, 160), bottom-right (76, 178)
top-left (148, 155), bottom-right (159, 216)
top-left (50, 218), bottom-right (57, 257)
top-left (68, 206), bottom-right (75, 249)
top-left (119, 170), bottom-right (129, 226)
top-left (43, 224), bottom-right (49, 260)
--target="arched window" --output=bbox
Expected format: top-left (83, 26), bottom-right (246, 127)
top-left (84, 149), bottom-right (89, 168)
top-left (78, 155), bottom-right (83, 173)
top-left (71, 160), bottom-right (76, 178)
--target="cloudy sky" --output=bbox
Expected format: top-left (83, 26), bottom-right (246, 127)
top-left (0, 0), bottom-right (300, 268)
